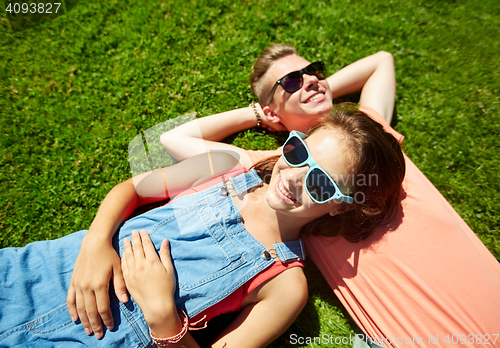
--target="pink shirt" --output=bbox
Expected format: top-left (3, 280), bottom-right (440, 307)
top-left (247, 106), bottom-right (500, 347)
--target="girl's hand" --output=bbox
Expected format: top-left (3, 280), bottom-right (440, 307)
top-left (67, 234), bottom-right (127, 340)
top-left (121, 230), bottom-right (178, 327)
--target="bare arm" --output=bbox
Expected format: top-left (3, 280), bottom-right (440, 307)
top-left (210, 267), bottom-right (308, 347)
top-left (66, 178), bottom-right (142, 339)
top-left (327, 51), bottom-right (396, 123)
top-left (67, 152), bottom-right (240, 340)
top-left (160, 105), bottom-right (285, 167)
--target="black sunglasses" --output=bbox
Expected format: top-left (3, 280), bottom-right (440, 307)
top-left (265, 61), bottom-right (327, 106)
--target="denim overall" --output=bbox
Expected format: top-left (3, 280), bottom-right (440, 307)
top-left (0, 169), bottom-right (306, 347)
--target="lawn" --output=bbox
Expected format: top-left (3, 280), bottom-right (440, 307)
top-left (1, 0), bottom-right (499, 347)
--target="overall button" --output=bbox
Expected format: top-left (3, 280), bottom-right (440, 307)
top-left (219, 187), bottom-right (228, 196)
top-left (261, 251), bottom-right (272, 261)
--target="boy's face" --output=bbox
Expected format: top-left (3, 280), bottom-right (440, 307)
top-left (263, 55), bottom-right (333, 132)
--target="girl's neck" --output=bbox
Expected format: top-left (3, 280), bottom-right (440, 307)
top-left (241, 185), bottom-right (310, 243)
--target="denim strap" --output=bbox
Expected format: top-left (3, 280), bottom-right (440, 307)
top-left (229, 169), bottom-right (263, 195)
top-left (273, 239), bottom-right (306, 262)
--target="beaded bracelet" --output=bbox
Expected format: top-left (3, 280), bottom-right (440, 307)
top-left (149, 310), bottom-right (188, 347)
top-left (250, 103), bottom-right (262, 127)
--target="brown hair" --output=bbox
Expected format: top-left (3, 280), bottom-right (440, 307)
top-left (249, 43), bottom-right (297, 106)
top-left (251, 104), bottom-right (406, 242)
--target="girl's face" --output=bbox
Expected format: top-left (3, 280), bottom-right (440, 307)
top-left (266, 128), bottom-right (354, 220)
top-left (264, 55), bottom-right (334, 132)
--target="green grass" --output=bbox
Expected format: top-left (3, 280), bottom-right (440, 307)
top-left (1, 0), bottom-right (499, 346)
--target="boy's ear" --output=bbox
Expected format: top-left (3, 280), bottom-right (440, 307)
top-left (262, 105), bottom-right (282, 124)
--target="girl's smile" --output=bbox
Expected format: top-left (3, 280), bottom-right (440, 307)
top-left (275, 174), bottom-right (301, 205)
top-left (265, 128), bottom-right (353, 220)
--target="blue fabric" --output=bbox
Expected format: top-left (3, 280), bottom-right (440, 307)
top-left (273, 240), bottom-right (306, 262)
top-left (0, 170), bottom-right (305, 347)
top-left (0, 231), bottom-right (153, 347)
top-left (228, 169), bottom-right (262, 195)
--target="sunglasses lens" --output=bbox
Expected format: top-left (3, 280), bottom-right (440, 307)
top-left (283, 136), bottom-right (308, 165)
top-left (306, 168), bottom-right (338, 202)
top-left (307, 62), bottom-right (327, 79)
top-left (281, 72), bottom-right (303, 93)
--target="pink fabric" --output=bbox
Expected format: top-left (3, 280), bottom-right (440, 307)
top-left (247, 107), bottom-right (500, 347)
top-left (190, 261), bottom-right (304, 324)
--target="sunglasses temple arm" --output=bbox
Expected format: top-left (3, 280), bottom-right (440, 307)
top-left (343, 196), bottom-right (354, 204)
top-left (266, 82), bottom-right (279, 106)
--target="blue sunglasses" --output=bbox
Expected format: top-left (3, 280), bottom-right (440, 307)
top-left (282, 131), bottom-right (354, 204)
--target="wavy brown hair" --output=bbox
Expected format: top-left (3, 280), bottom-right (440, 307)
top-left (251, 104), bottom-right (406, 242)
